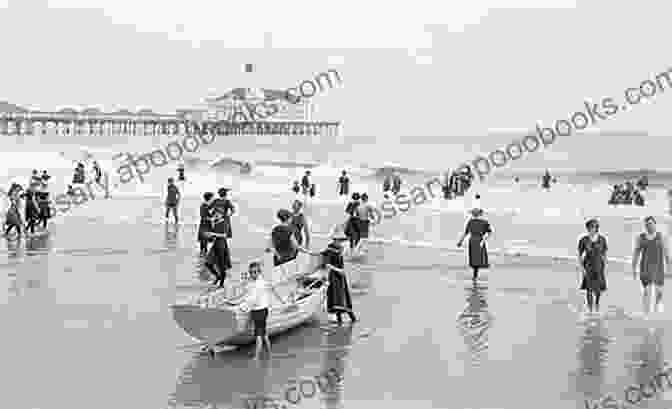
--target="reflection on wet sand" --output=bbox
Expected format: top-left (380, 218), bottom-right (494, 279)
top-left (320, 324), bottom-right (354, 409)
top-left (170, 319), bottom-right (357, 409)
top-left (170, 321), bottom-right (324, 409)
top-left (456, 281), bottom-right (493, 368)
top-left (575, 318), bottom-right (611, 403)
top-left (165, 224), bottom-right (180, 250)
top-left (629, 327), bottom-right (665, 402)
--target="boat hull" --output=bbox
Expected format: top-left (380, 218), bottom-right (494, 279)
top-left (171, 285), bottom-right (326, 346)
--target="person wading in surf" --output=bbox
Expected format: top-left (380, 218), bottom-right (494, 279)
top-left (338, 170), bottom-right (350, 197)
top-left (204, 206), bottom-right (233, 287)
top-left (632, 216), bottom-right (671, 314)
top-left (577, 218), bottom-right (608, 313)
top-left (457, 208), bottom-right (492, 280)
top-left (290, 200), bottom-right (311, 249)
top-left (165, 178), bottom-right (181, 224)
top-left (241, 261), bottom-right (287, 360)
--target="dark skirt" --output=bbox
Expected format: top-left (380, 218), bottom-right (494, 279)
top-left (580, 267), bottom-right (607, 292)
top-left (250, 308), bottom-right (269, 337)
top-left (345, 217), bottom-right (360, 240)
top-left (468, 237), bottom-right (489, 268)
top-left (5, 208), bottom-right (20, 226)
top-left (223, 217), bottom-right (232, 238)
top-left (197, 222), bottom-right (211, 242)
top-left (206, 240), bottom-right (232, 276)
top-left (274, 250), bottom-right (297, 267)
top-left (327, 269), bottom-right (353, 314)
top-left (358, 219), bottom-right (370, 239)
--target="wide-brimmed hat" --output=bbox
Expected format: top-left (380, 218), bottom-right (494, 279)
top-left (330, 223), bottom-right (348, 241)
top-left (470, 208), bottom-right (484, 217)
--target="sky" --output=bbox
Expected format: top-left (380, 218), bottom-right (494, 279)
top-left (1, 0), bottom-right (672, 170)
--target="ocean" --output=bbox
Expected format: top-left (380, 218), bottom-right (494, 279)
top-left (2, 134), bottom-right (672, 409)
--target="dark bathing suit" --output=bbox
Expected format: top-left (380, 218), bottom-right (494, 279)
top-left (637, 232), bottom-right (665, 287)
top-left (339, 176), bottom-right (349, 196)
top-left (291, 212), bottom-right (307, 246)
top-left (272, 224), bottom-right (297, 266)
top-left (197, 202), bottom-right (212, 253)
top-left (210, 198), bottom-right (234, 238)
top-left (465, 218), bottom-right (491, 269)
top-left (205, 219), bottom-right (232, 281)
top-left (578, 234), bottom-right (608, 292)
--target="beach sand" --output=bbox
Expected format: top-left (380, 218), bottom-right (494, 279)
top-left (3, 190), bottom-right (672, 409)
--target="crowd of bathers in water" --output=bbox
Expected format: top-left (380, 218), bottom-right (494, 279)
top-left (609, 177), bottom-right (648, 206)
top-left (3, 169), bottom-right (52, 238)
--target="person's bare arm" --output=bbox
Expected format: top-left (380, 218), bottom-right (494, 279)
top-left (664, 235), bottom-right (672, 273)
top-left (326, 263), bottom-right (345, 274)
top-left (303, 217), bottom-right (311, 249)
top-left (632, 236), bottom-right (641, 279)
top-left (457, 221), bottom-right (470, 247)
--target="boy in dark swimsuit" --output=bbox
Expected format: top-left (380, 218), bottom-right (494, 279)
top-left (165, 178), bottom-right (180, 224)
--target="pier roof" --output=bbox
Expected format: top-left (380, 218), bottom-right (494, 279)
top-left (0, 102), bottom-right (29, 113)
top-left (209, 88), bottom-right (290, 102)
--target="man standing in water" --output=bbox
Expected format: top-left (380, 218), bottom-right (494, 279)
top-left (165, 178), bottom-right (181, 224)
top-left (542, 170), bottom-right (552, 190)
top-left (337, 170), bottom-right (350, 197)
top-left (632, 216), bottom-right (671, 314)
top-left (301, 170), bottom-right (311, 196)
top-left (392, 172), bottom-right (402, 195)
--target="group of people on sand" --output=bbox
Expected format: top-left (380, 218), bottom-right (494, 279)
top-left (236, 219), bottom-right (357, 359)
top-left (3, 170), bottom-right (53, 238)
top-left (344, 192), bottom-right (377, 256)
top-left (201, 194), bottom-right (356, 359)
top-left (453, 204), bottom-right (670, 318)
top-left (609, 180), bottom-right (646, 206)
top-left (291, 170), bottom-right (317, 198)
top-left (576, 216), bottom-right (670, 315)
top-left (196, 187), bottom-right (235, 287)
top-left (442, 167), bottom-right (474, 199)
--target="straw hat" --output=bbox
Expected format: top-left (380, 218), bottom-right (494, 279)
top-left (470, 208), bottom-right (484, 217)
top-left (330, 223), bottom-right (348, 240)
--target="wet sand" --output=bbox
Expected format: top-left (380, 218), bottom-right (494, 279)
top-left (3, 196), bottom-right (672, 409)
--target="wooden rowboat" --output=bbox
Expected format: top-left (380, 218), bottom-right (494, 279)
top-left (171, 253), bottom-right (328, 349)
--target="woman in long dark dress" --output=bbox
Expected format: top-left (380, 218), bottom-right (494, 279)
top-left (197, 192), bottom-right (214, 256)
top-left (322, 226), bottom-right (357, 325)
top-left (577, 218), bottom-right (608, 312)
top-left (344, 193), bottom-right (360, 255)
top-left (204, 207), bottom-right (233, 287)
top-left (457, 208), bottom-right (492, 280)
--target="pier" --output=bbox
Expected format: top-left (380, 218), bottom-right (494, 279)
top-left (0, 86), bottom-right (341, 139)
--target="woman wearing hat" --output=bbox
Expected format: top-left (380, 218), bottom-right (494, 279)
top-left (578, 218), bottom-right (608, 313)
top-left (209, 188), bottom-right (235, 240)
top-left (204, 205), bottom-right (233, 287)
top-left (457, 208), bottom-right (492, 280)
top-left (322, 225), bottom-right (357, 324)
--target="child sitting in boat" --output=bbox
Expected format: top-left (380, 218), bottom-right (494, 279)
top-left (240, 261), bottom-right (286, 360)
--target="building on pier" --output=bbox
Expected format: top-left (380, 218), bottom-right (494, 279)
top-left (0, 87), bottom-right (341, 140)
